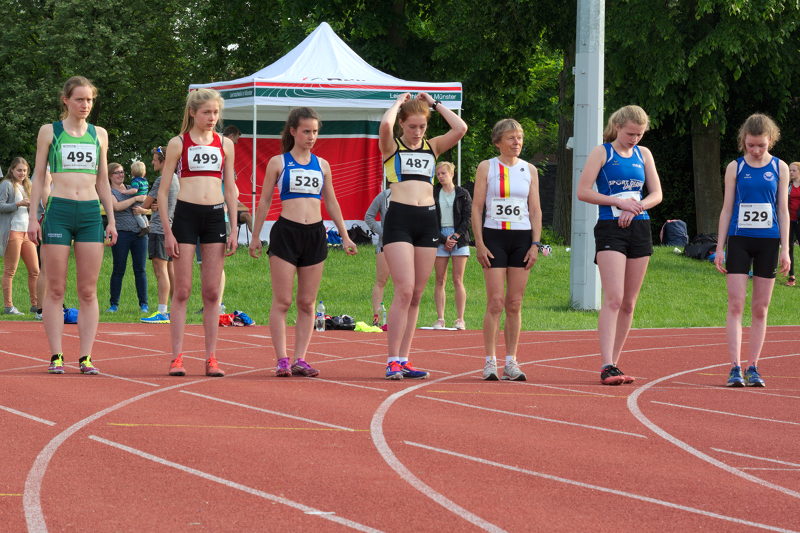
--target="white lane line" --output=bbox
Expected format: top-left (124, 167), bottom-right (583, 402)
top-left (23, 368), bottom-right (262, 533)
top-left (404, 441), bottom-right (799, 533)
top-left (627, 353), bottom-right (800, 501)
top-left (741, 468), bottom-right (800, 471)
top-left (417, 396), bottom-right (646, 439)
top-left (314, 379), bottom-right (387, 392)
top-left (369, 370), bottom-right (506, 533)
top-left (0, 405), bottom-right (56, 426)
top-left (651, 401), bottom-right (800, 427)
top-left (63, 333), bottom-right (163, 353)
top-left (179, 391), bottom-right (356, 431)
top-left (515, 382), bottom-right (616, 397)
top-left (711, 448), bottom-right (800, 468)
top-left (88, 436), bottom-right (381, 533)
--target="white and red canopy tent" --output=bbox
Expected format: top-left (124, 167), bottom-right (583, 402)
top-left (189, 22), bottom-right (463, 227)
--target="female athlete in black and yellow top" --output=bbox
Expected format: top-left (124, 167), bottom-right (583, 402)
top-left (379, 92), bottom-right (467, 379)
top-left (158, 89), bottom-right (239, 378)
top-left (27, 76), bottom-right (117, 375)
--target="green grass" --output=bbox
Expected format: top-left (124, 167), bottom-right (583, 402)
top-left (1, 245), bottom-right (797, 330)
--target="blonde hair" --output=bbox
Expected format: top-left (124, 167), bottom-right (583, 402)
top-left (491, 118), bottom-right (524, 145)
top-left (180, 89), bottom-right (224, 134)
top-left (130, 161), bottom-right (146, 177)
top-left (59, 76), bottom-right (98, 120)
top-left (602, 105), bottom-right (649, 143)
top-left (737, 113), bottom-right (780, 152)
top-left (436, 161), bottom-right (455, 175)
top-left (3, 157), bottom-right (31, 198)
top-left (281, 107), bottom-right (321, 153)
top-left (791, 161), bottom-right (800, 170)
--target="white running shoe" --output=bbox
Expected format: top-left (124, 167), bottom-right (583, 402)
top-left (483, 359), bottom-right (499, 381)
top-left (431, 318), bottom-right (446, 330)
top-left (502, 360), bottom-right (527, 381)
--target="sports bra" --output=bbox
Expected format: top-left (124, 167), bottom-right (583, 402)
top-left (177, 132), bottom-right (224, 179)
top-left (383, 138), bottom-right (436, 184)
top-left (48, 121), bottom-right (99, 174)
top-left (277, 152), bottom-right (324, 201)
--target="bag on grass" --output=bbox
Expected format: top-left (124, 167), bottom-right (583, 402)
top-left (660, 219), bottom-right (689, 246)
top-left (347, 224), bottom-right (374, 245)
top-left (326, 228), bottom-right (342, 246)
top-left (63, 308), bottom-right (78, 324)
top-left (684, 233), bottom-right (717, 260)
top-left (232, 310), bottom-right (255, 326)
top-left (326, 315), bottom-right (355, 330)
top-left (219, 313), bottom-right (234, 327)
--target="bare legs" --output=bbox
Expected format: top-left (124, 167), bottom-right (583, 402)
top-left (371, 250), bottom-right (390, 316)
top-left (268, 256), bottom-right (324, 361)
top-left (482, 267), bottom-right (530, 357)
top-left (725, 274), bottom-right (775, 368)
top-left (434, 255), bottom-right (467, 324)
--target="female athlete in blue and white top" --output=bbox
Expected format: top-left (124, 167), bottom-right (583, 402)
top-left (577, 105), bottom-right (662, 385)
top-left (250, 107), bottom-right (356, 378)
top-left (715, 113), bottom-right (790, 388)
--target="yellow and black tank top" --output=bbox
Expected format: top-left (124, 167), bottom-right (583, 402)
top-left (383, 138), bottom-right (436, 184)
top-left (48, 121), bottom-right (100, 174)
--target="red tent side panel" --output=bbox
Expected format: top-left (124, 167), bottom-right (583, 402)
top-left (233, 137), bottom-right (382, 221)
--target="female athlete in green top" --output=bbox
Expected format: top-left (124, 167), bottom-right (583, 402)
top-left (27, 76), bottom-right (117, 375)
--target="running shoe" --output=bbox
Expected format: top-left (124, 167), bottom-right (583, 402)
top-left (276, 357), bottom-right (292, 377)
top-left (600, 365), bottom-right (625, 386)
top-left (48, 353), bottom-right (65, 374)
top-left (140, 304), bottom-right (149, 314)
top-left (205, 357), bottom-right (225, 377)
top-left (141, 311), bottom-right (170, 324)
top-left (786, 276), bottom-right (796, 287)
top-left (385, 361), bottom-right (403, 380)
top-left (454, 318), bottom-right (466, 330)
top-left (726, 365), bottom-right (744, 387)
top-left (744, 365), bottom-right (766, 387)
top-left (79, 355), bottom-right (99, 375)
top-left (502, 360), bottom-right (527, 381)
top-left (400, 361), bottom-right (428, 379)
top-left (431, 318), bottom-right (446, 330)
top-left (34, 311), bottom-right (43, 321)
top-left (106, 305), bottom-right (118, 313)
top-left (618, 367), bottom-right (635, 384)
top-left (4, 306), bottom-right (23, 315)
top-left (291, 359), bottom-right (319, 377)
top-left (169, 356), bottom-right (186, 376)
top-left (483, 359), bottom-right (499, 381)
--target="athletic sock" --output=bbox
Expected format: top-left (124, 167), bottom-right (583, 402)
top-left (158, 304), bottom-right (168, 314)
top-left (505, 355), bottom-right (515, 363)
top-left (486, 356), bottom-right (496, 363)
top-left (388, 356), bottom-right (400, 363)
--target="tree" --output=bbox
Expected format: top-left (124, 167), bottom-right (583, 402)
top-left (606, 0), bottom-right (800, 234)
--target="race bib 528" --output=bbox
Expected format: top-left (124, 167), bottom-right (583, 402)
top-left (289, 168), bottom-right (323, 195)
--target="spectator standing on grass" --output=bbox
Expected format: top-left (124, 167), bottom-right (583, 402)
top-left (714, 114), bottom-right (790, 388)
top-left (249, 107), bottom-right (357, 378)
top-left (107, 162), bottom-right (149, 314)
top-left (158, 88), bottom-right (239, 378)
top-left (379, 92), bottom-right (467, 380)
top-left (140, 146), bottom-right (179, 324)
top-left (432, 161), bottom-right (471, 331)
top-left (364, 187), bottom-right (391, 326)
top-left (0, 157), bottom-right (40, 316)
top-left (27, 76), bottom-right (117, 375)
top-left (472, 119), bottom-right (542, 381)
top-left (576, 105), bottom-right (662, 386)
top-left (786, 161), bottom-right (800, 286)
top-left (119, 161), bottom-right (150, 234)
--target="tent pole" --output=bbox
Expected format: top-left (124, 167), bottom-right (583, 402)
top-left (251, 81), bottom-right (257, 229)
top-left (457, 108), bottom-right (462, 186)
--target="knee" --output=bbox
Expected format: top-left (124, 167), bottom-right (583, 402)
top-left (202, 287), bottom-right (221, 304)
top-left (76, 285), bottom-right (96, 303)
top-left (603, 295), bottom-right (623, 312)
top-left (619, 299), bottom-right (637, 316)
top-left (272, 295), bottom-right (292, 313)
top-left (393, 284), bottom-right (414, 305)
top-left (727, 297), bottom-right (745, 316)
top-left (486, 295), bottom-right (505, 315)
top-left (505, 297), bottom-right (523, 315)
top-left (295, 297), bottom-right (315, 315)
top-left (751, 303), bottom-right (769, 321)
top-left (172, 285), bottom-right (191, 303)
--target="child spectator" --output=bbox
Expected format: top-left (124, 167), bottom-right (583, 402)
top-left (123, 161), bottom-right (150, 234)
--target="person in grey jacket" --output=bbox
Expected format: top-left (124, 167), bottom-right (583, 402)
top-left (0, 157), bottom-right (39, 315)
top-left (364, 188), bottom-right (391, 325)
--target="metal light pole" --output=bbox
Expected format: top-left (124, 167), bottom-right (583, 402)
top-left (570, 0), bottom-right (604, 310)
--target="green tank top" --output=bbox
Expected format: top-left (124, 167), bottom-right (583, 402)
top-left (48, 121), bottom-right (100, 174)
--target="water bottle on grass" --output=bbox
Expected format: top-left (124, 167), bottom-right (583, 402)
top-left (380, 302), bottom-right (387, 327)
top-left (315, 301), bottom-right (326, 331)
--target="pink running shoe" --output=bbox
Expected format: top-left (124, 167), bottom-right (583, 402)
top-left (276, 357), bottom-right (291, 377)
top-left (169, 356), bottom-right (186, 376)
top-left (291, 359), bottom-right (319, 377)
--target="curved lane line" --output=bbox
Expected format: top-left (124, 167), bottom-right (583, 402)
top-left (370, 371), bottom-right (507, 533)
top-left (627, 354), bottom-right (800, 500)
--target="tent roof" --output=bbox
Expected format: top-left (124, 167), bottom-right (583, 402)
top-left (190, 22), bottom-right (462, 111)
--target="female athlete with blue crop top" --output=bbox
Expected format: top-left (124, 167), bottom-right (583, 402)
top-left (715, 114), bottom-right (791, 388)
top-left (249, 107), bottom-right (356, 378)
top-left (577, 105), bottom-right (662, 385)
top-left (28, 76), bottom-right (117, 376)
top-left (379, 92), bottom-right (467, 380)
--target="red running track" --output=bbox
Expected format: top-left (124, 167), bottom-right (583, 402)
top-left (1, 321), bottom-right (799, 532)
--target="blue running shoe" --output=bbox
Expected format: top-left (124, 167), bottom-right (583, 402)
top-left (727, 366), bottom-right (744, 387)
top-left (400, 361), bottom-right (428, 379)
top-left (140, 304), bottom-right (149, 314)
top-left (141, 311), bottom-right (170, 324)
top-left (106, 305), bottom-right (118, 313)
top-left (385, 361), bottom-right (403, 380)
top-left (744, 365), bottom-right (766, 387)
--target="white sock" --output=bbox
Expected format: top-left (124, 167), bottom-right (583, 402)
top-left (485, 356), bottom-right (496, 363)
top-left (505, 355), bottom-right (515, 363)
top-left (158, 304), bottom-right (168, 314)
top-left (388, 356), bottom-right (400, 363)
